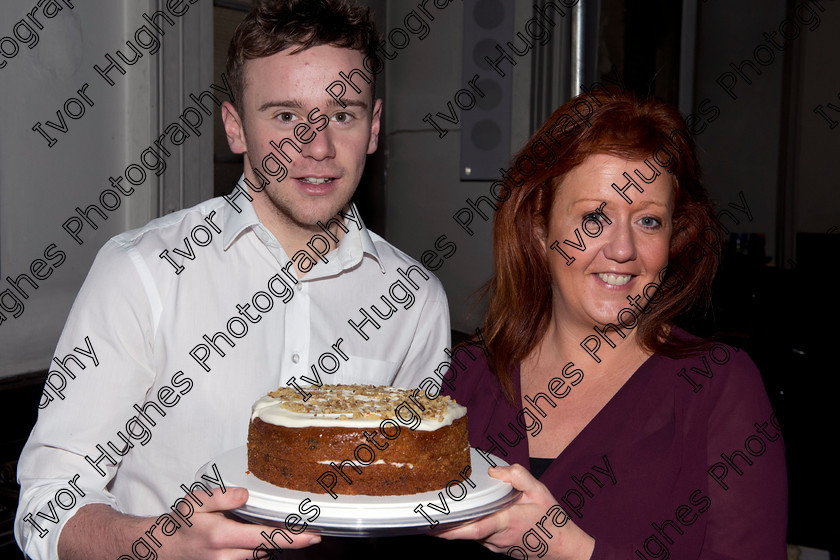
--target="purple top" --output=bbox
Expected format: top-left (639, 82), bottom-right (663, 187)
top-left (443, 331), bottom-right (787, 559)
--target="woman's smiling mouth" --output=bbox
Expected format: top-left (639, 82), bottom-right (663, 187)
top-left (597, 273), bottom-right (632, 286)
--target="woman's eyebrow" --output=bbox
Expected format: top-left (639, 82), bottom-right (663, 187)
top-left (571, 199), bottom-right (608, 207)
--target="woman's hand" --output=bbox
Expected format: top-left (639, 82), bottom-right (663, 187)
top-left (433, 464), bottom-right (595, 560)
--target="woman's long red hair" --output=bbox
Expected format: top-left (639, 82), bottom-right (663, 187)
top-left (485, 89), bottom-right (720, 403)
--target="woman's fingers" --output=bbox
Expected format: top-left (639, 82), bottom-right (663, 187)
top-left (433, 465), bottom-right (597, 559)
top-left (432, 508), bottom-right (511, 540)
top-left (489, 464), bottom-right (557, 507)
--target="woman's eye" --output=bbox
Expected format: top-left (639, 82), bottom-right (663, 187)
top-left (639, 216), bottom-right (661, 229)
top-left (583, 211), bottom-right (605, 223)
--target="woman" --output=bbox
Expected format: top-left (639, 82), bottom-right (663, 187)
top-left (436, 90), bottom-right (787, 559)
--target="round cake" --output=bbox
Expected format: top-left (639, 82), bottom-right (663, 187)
top-left (247, 384), bottom-right (470, 497)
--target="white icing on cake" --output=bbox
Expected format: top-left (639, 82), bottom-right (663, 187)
top-left (316, 459), bottom-right (415, 469)
top-left (250, 385), bottom-right (466, 431)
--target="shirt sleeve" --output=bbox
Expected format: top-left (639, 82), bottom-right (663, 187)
top-left (391, 273), bottom-right (451, 392)
top-left (587, 349), bottom-right (787, 560)
top-left (14, 239), bottom-right (160, 560)
top-left (698, 349), bottom-right (788, 559)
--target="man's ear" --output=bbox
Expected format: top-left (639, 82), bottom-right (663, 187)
top-left (366, 98), bottom-right (383, 155)
top-left (222, 101), bottom-right (247, 154)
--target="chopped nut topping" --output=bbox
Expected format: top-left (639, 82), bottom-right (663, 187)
top-left (266, 385), bottom-right (454, 421)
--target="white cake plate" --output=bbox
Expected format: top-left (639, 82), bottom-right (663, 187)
top-left (197, 447), bottom-right (520, 537)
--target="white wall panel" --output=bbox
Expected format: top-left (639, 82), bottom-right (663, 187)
top-left (0, 0), bottom-right (213, 378)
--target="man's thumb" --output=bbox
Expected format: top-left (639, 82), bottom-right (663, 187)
top-left (193, 486), bottom-right (248, 513)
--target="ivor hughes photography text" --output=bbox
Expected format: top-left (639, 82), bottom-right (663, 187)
top-left (2, 1), bottom-right (837, 560)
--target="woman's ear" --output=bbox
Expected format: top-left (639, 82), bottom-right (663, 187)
top-left (533, 179), bottom-right (558, 257)
top-left (533, 217), bottom-right (549, 257)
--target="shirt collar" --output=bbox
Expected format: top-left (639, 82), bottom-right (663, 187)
top-left (220, 175), bottom-right (385, 276)
top-left (330, 206), bottom-right (386, 276)
top-left (221, 177), bottom-right (261, 250)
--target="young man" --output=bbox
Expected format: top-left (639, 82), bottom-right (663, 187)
top-left (14, 1), bottom-right (450, 559)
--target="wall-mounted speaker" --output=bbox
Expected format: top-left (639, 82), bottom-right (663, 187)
top-left (460, 0), bottom-right (515, 181)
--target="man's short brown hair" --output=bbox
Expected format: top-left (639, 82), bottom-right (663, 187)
top-left (226, 0), bottom-right (380, 113)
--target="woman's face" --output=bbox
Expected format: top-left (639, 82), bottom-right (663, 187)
top-left (543, 153), bottom-right (674, 333)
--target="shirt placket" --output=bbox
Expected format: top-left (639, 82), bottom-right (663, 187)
top-left (283, 279), bottom-right (310, 383)
top-left (252, 225), bottom-right (312, 384)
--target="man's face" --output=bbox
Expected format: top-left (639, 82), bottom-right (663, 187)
top-left (223, 44), bottom-right (381, 234)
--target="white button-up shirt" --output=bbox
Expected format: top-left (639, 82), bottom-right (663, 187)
top-left (15, 188), bottom-right (450, 559)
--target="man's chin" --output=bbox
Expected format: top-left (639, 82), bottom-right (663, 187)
top-left (290, 201), bottom-right (353, 230)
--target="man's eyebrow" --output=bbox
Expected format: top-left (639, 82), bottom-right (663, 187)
top-left (257, 99), bottom-right (303, 112)
top-left (327, 98), bottom-right (369, 111)
top-left (257, 98), bottom-right (370, 112)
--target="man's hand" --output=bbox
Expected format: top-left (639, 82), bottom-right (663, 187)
top-left (58, 487), bottom-right (320, 560)
top-left (433, 465), bottom-right (595, 560)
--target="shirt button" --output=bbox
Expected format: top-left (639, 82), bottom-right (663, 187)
top-left (296, 283), bottom-right (303, 292)
top-left (291, 353), bottom-right (300, 364)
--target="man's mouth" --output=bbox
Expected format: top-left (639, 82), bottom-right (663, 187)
top-left (298, 177), bottom-right (335, 185)
top-left (597, 273), bottom-right (632, 286)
